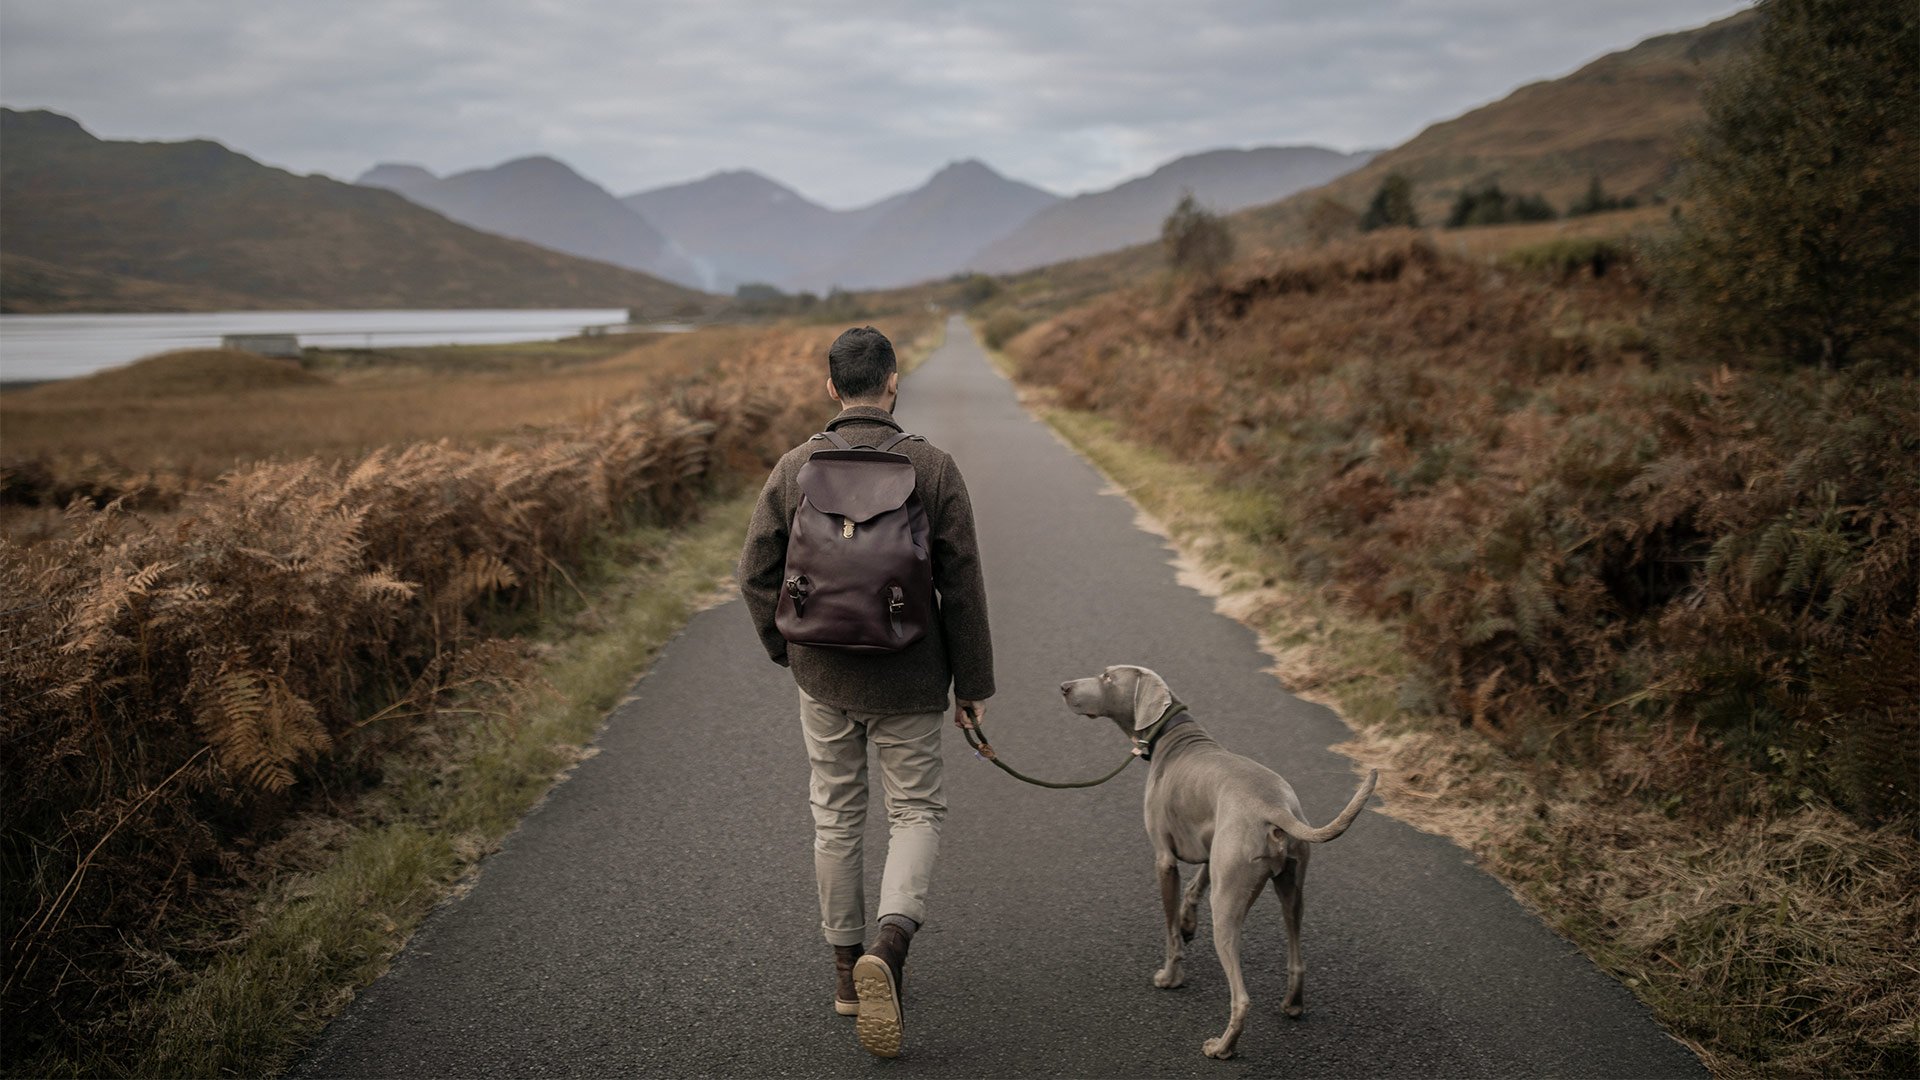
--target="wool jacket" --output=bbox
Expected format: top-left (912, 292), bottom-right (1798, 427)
top-left (738, 404), bottom-right (995, 714)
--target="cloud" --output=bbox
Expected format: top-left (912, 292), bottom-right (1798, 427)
top-left (0, 0), bottom-right (1748, 206)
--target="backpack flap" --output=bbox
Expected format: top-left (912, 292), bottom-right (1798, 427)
top-left (794, 453), bottom-right (916, 523)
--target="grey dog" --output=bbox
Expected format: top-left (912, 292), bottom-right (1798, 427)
top-left (1059, 665), bottom-right (1377, 1060)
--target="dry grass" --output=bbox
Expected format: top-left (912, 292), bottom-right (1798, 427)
top-left (0, 316), bottom-right (941, 537)
top-left (990, 233), bottom-right (1918, 1076)
top-left (0, 312), bottom-right (941, 1074)
top-left (1026, 402), bottom-right (1920, 1080)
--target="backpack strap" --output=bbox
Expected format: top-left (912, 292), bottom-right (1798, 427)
top-left (876, 432), bottom-right (923, 453)
top-left (813, 430), bottom-right (853, 450)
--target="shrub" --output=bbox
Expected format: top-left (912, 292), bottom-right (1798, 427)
top-left (1567, 175), bottom-right (1638, 217)
top-left (1358, 173), bottom-right (1419, 231)
top-left (1161, 192), bottom-right (1235, 281)
top-left (1653, 0), bottom-right (1919, 368)
top-left (981, 309), bottom-right (1034, 351)
top-left (1446, 183), bottom-right (1557, 227)
top-left (0, 333), bottom-right (826, 1063)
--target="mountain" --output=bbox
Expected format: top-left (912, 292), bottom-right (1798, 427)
top-left (1235, 10), bottom-right (1760, 244)
top-left (621, 169), bottom-right (870, 293)
top-left (970, 146), bottom-right (1375, 274)
top-left (818, 160), bottom-right (1060, 290)
top-left (356, 162), bottom-right (439, 194)
top-left (355, 156), bottom-right (703, 288)
top-left (0, 109), bottom-right (707, 314)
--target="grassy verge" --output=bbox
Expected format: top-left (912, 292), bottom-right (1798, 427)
top-left (992, 348), bottom-right (1918, 1078)
top-left (98, 487), bottom-right (759, 1079)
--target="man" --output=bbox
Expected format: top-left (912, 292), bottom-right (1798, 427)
top-left (738, 325), bottom-right (994, 1059)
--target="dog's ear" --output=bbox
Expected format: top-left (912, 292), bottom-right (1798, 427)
top-left (1129, 667), bottom-right (1174, 731)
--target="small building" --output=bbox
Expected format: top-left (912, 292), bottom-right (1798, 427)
top-left (222, 333), bottom-right (301, 358)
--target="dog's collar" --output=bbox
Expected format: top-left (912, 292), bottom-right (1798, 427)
top-left (1131, 702), bottom-right (1191, 762)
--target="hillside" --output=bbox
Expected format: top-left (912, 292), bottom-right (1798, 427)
top-left (1235, 10), bottom-right (1759, 245)
top-left (970, 146), bottom-right (1374, 274)
top-left (0, 110), bottom-right (708, 314)
top-left (355, 156), bottom-right (705, 288)
top-left (964, 10), bottom-right (1758, 309)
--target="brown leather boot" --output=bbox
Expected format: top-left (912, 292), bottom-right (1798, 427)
top-left (832, 944), bottom-right (863, 1016)
top-left (852, 922), bottom-right (911, 1057)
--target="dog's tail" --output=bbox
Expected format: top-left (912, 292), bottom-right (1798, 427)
top-left (1269, 769), bottom-right (1378, 845)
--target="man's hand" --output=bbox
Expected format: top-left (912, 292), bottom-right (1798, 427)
top-left (954, 699), bottom-right (983, 730)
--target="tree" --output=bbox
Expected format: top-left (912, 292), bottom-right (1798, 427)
top-left (1359, 173), bottom-right (1419, 231)
top-left (1567, 175), bottom-right (1637, 217)
top-left (1654, 0), bottom-right (1918, 368)
top-left (956, 273), bottom-right (1001, 308)
top-left (1161, 191), bottom-right (1234, 280)
top-left (1445, 183), bottom-right (1557, 228)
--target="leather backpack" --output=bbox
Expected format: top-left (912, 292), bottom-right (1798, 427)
top-left (774, 425), bottom-right (934, 651)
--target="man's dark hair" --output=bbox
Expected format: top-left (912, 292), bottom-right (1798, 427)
top-left (828, 326), bottom-right (897, 400)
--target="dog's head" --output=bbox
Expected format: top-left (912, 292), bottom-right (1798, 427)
top-left (1059, 665), bottom-right (1176, 736)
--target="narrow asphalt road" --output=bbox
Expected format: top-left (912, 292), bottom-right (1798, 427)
top-left (295, 316), bottom-right (1702, 1079)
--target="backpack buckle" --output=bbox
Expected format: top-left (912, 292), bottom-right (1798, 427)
top-left (785, 574), bottom-right (811, 615)
top-left (887, 584), bottom-right (905, 614)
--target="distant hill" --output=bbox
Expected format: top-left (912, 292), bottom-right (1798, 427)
top-left (622, 169), bottom-right (877, 294)
top-left (0, 110), bottom-right (708, 314)
top-left (818, 160), bottom-right (1060, 290)
top-left (1236, 10), bottom-right (1760, 244)
top-left (964, 10), bottom-right (1760, 311)
top-left (970, 146), bottom-right (1375, 274)
top-left (354, 156), bottom-right (704, 288)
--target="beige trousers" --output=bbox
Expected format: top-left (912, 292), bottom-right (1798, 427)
top-left (798, 686), bottom-right (947, 946)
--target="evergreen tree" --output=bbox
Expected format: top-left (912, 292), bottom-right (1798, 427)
top-left (1161, 191), bottom-right (1235, 280)
top-left (1655, 0), bottom-right (1918, 367)
top-left (1359, 173), bottom-right (1419, 231)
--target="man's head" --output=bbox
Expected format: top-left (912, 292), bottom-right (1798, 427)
top-left (827, 326), bottom-right (899, 407)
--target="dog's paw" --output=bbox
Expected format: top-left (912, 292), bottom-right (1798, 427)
top-left (1202, 1037), bottom-right (1235, 1060)
top-left (1153, 966), bottom-right (1185, 989)
top-left (1284, 1002), bottom-right (1304, 1019)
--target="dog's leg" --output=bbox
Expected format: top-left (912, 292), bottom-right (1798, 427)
top-left (1201, 865), bottom-right (1264, 1059)
top-left (1154, 856), bottom-right (1186, 988)
top-left (1273, 851), bottom-right (1308, 1018)
top-left (1178, 863), bottom-right (1209, 943)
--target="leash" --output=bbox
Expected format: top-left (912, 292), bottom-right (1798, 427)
top-left (954, 702), bottom-right (1189, 789)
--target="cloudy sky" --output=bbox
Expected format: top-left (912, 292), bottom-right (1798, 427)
top-left (2, 1), bottom-right (1746, 208)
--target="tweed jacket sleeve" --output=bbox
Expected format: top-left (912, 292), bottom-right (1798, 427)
top-left (930, 451), bottom-right (995, 701)
top-left (739, 464), bottom-right (794, 666)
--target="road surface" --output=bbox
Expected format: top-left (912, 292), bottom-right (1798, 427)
top-left (295, 316), bottom-right (1701, 1078)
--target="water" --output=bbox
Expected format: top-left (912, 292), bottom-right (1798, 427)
top-left (0, 308), bottom-right (644, 382)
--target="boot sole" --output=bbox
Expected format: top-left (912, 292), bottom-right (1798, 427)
top-left (852, 954), bottom-right (903, 1057)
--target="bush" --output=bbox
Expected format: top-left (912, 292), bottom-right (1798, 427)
top-left (1566, 175), bottom-right (1638, 217)
top-left (1161, 192), bottom-right (1235, 281)
top-left (1446, 183), bottom-right (1557, 227)
top-left (0, 334), bottom-right (826, 1064)
top-left (1653, 0), bottom-right (1918, 368)
top-left (956, 273), bottom-right (1002, 308)
top-left (1358, 173), bottom-right (1419, 231)
top-left (980, 309), bottom-right (1033, 351)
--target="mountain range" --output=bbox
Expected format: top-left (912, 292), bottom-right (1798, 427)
top-left (357, 156), bottom-right (705, 288)
top-left (360, 147), bottom-right (1372, 295)
top-left (0, 109), bottom-right (705, 314)
top-left (0, 11), bottom-right (1756, 314)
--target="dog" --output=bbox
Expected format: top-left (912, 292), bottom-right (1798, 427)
top-left (1059, 665), bottom-right (1377, 1060)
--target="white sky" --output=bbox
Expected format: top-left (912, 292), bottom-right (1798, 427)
top-left (0, 0), bottom-right (1749, 207)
